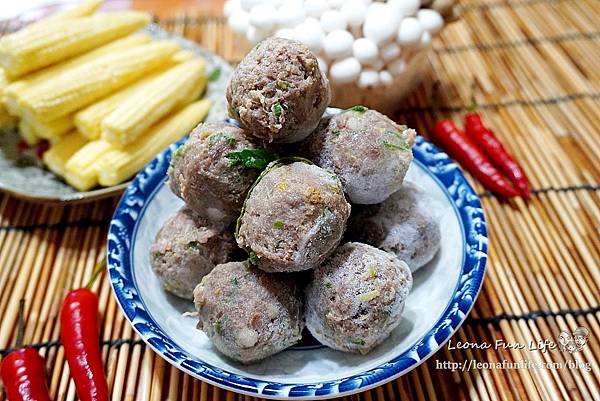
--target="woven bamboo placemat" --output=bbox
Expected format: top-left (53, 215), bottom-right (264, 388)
top-left (1, 0), bottom-right (599, 399)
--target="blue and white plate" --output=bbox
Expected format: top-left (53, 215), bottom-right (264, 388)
top-left (107, 123), bottom-right (488, 399)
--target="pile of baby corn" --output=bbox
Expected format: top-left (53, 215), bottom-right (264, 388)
top-left (0, 0), bottom-right (211, 191)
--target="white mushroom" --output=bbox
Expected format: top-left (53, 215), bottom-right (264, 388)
top-left (379, 70), bottom-right (394, 85)
top-left (305, 0), bottom-right (330, 18)
top-left (224, 0), bottom-right (241, 17)
top-left (228, 10), bottom-right (250, 34)
top-left (340, 0), bottom-right (368, 27)
top-left (420, 30), bottom-right (432, 48)
top-left (417, 9), bottom-right (444, 34)
top-left (249, 3), bottom-right (276, 29)
top-left (274, 28), bottom-right (295, 39)
top-left (388, 58), bottom-right (407, 75)
top-left (357, 69), bottom-right (380, 88)
top-left (363, 3), bottom-right (402, 45)
top-left (330, 57), bottom-right (362, 83)
top-left (381, 42), bottom-right (401, 61)
top-left (323, 30), bottom-right (354, 59)
top-left (328, 0), bottom-right (346, 9)
top-left (387, 0), bottom-right (421, 17)
top-left (276, 2), bottom-right (306, 27)
top-left (320, 9), bottom-right (348, 32)
top-left (317, 57), bottom-right (329, 74)
top-left (294, 18), bottom-right (325, 53)
top-left (397, 17), bottom-right (424, 45)
top-left (240, 0), bottom-right (263, 12)
top-left (352, 37), bottom-right (379, 64)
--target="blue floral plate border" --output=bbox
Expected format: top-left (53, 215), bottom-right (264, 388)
top-left (107, 134), bottom-right (488, 399)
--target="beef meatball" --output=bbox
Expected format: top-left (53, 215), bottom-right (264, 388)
top-left (302, 109), bottom-right (416, 204)
top-left (236, 161), bottom-right (351, 273)
top-left (226, 37), bottom-right (331, 143)
top-left (150, 207), bottom-right (235, 299)
top-left (348, 182), bottom-right (441, 271)
top-left (168, 122), bottom-right (259, 227)
top-left (193, 261), bottom-right (304, 363)
top-left (305, 242), bottom-right (412, 354)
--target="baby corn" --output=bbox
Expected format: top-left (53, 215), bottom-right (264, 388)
top-left (64, 140), bottom-right (113, 191)
top-left (98, 99), bottom-right (211, 186)
top-left (102, 58), bottom-right (206, 145)
top-left (171, 50), bottom-right (196, 63)
top-left (18, 120), bottom-right (39, 145)
top-left (19, 41), bottom-right (180, 122)
top-left (43, 0), bottom-right (103, 22)
top-left (43, 131), bottom-right (88, 176)
top-left (74, 49), bottom-right (195, 140)
top-left (0, 11), bottom-right (151, 78)
top-left (4, 33), bottom-right (152, 110)
top-left (21, 114), bottom-right (74, 139)
top-left (0, 69), bottom-right (14, 126)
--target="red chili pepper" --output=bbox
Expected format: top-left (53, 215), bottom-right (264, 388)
top-left (0, 300), bottom-right (52, 401)
top-left (59, 259), bottom-right (108, 401)
top-left (464, 112), bottom-right (531, 199)
top-left (431, 119), bottom-right (519, 198)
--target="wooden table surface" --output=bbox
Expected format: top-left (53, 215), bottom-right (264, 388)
top-left (0, 1), bottom-right (599, 401)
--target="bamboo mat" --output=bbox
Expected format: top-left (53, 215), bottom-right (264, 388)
top-left (1, 0), bottom-right (599, 400)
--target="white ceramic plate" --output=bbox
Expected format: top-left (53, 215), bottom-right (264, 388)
top-left (107, 122), bottom-right (488, 399)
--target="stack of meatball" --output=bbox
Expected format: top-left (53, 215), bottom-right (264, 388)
top-left (150, 37), bottom-right (440, 364)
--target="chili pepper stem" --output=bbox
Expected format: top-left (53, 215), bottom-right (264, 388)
top-left (468, 80), bottom-right (479, 112)
top-left (85, 257), bottom-right (107, 289)
top-left (15, 299), bottom-right (25, 348)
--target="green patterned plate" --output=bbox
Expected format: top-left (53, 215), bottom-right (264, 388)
top-left (0, 24), bottom-right (232, 204)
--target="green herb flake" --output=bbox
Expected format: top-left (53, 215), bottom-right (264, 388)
top-left (271, 101), bottom-right (285, 123)
top-left (382, 141), bottom-right (410, 152)
top-left (208, 67), bottom-right (222, 82)
top-left (248, 251), bottom-right (259, 265)
top-left (213, 319), bottom-right (223, 334)
top-left (230, 277), bottom-right (239, 286)
top-left (152, 251), bottom-right (162, 259)
top-left (226, 137), bottom-right (237, 147)
top-left (352, 338), bottom-right (366, 346)
top-left (273, 220), bottom-right (285, 229)
top-left (358, 290), bottom-right (381, 302)
top-left (277, 79), bottom-right (291, 90)
top-left (324, 281), bottom-right (333, 289)
top-left (346, 105), bottom-right (368, 113)
top-left (367, 265), bottom-right (378, 278)
top-left (171, 145), bottom-right (187, 164)
top-left (332, 129), bottom-right (342, 137)
top-left (227, 148), bottom-right (278, 169)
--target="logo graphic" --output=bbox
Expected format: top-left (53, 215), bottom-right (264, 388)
top-left (558, 327), bottom-right (589, 353)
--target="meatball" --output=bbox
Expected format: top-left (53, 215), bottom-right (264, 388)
top-left (305, 242), bottom-right (413, 354)
top-left (348, 182), bottom-right (441, 271)
top-left (302, 109), bottom-right (416, 204)
top-left (150, 207), bottom-right (235, 299)
top-left (236, 161), bottom-right (351, 273)
top-left (193, 261), bottom-right (304, 363)
top-left (168, 122), bottom-right (259, 227)
top-left (226, 37), bottom-right (331, 143)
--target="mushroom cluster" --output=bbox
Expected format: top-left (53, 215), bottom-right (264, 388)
top-left (150, 37), bottom-right (441, 364)
top-left (224, 0), bottom-right (455, 89)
